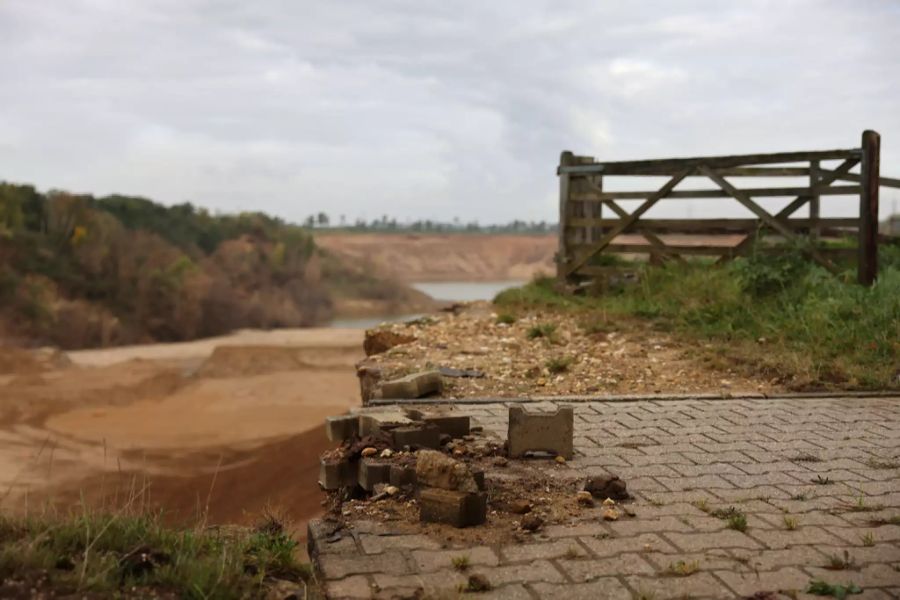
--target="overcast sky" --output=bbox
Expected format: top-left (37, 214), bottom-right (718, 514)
top-left (1, 0), bottom-right (899, 224)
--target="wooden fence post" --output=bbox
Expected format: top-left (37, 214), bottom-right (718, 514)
top-left (858, 130), bottom-right (880, 285)
top-left (809, 159), bottom-right (820, 241)
top-left (558, 151), bottom-right (574, 281)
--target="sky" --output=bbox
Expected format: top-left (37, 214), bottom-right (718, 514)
top-left (1, 0), bottom-right (899, 224)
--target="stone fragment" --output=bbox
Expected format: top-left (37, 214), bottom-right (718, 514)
top-left (319, 458), bottom-right (357, 490)
top-left (415, 450), bottom-right (478, 493)
top-left (363, 329), bottom-right (416, 356)
top-left (602, 507), bottom-right (620, 521)
top-left (466, 574), bottom-right (492, 592)
top-left (437, 366), bottom-right (485, 378)
top-left (357, 460), bottom-right (391, 491)
top-left (380, 448), bottom-right (393, 458)
top-left (391, 423), bottom-right (441, 449)
top-left (358, 411), bottom-right (413, 436)
top-left (521, 514), bottom-right (544, 532)
top-left (555, 455), bottom-right (566, 464)
top-left (380, 370), bottom-right (444, 399)
top-left (419, 488), bottom-right (487, 527)
top-left (389, 464), bottom-right (417, 487)
top-left (576, 491), bottom-right (595, 506)
top-left (356, 365), bottom-right (382, 404)
top-left (583, 475), bottom-right (629, 500)
top-left (361, 447), bottom-right (377, 457)
top-left (507, 405), bottom-right (574, 460)
top-left (505, 500), bottom-right (531, 515)
top-left (325, 414), bottom-right (359, 443)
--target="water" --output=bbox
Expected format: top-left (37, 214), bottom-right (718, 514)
top-left (328, 279), bottom-right (524, 328)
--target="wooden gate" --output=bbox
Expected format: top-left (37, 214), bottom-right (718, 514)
top-left (557, 130), bottom-right (899, 286)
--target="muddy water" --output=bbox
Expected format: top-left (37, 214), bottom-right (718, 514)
top-left (328, 279), bottom-right (524, 328)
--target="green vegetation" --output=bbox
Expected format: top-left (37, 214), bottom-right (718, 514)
top-left (495, 247), bottom-right (900, 389)
top-left (546, 355), bottom-right (574, 374)
top-left (0, 181), bottom-right (418, 348)
top-left (495, 312), bottom-right (517, 325)
top-left (807, 579), bottom-right (862, 599)
top-left (664, 559), bottom-right (700, 576)
top-left (783, 515), bottom-right (798, 530)
top-left (451, 554), bottom-right (470, 571)
top-left (525, 322), bottom-right (557, 340)
top-left (0, 509), bottom-right (315, 599)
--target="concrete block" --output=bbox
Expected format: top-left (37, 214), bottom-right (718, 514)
top-left (472, 469), bottom-right (486, 491)
top-left (325, 414), bottom-right (359, 442)
top-left (391, 423), bottom-right (441, 449)
top-left (507, 405), bottom-right (574, 460)
top-left (319, 458), bottom-right (357, 490)
top-left (419, 488), bottom-right (487, 527)
top-left (358, 411), bottom-right (413, 436)
top-left (380, 370), bottom-right (444, 399)
top-left (358, 459), bottom-right (391, 491)
top-left (389, 464), bottom-right (417, 487)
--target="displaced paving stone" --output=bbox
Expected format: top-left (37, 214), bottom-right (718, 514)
top-left (325, 414), bottom-right (360, 443)
top-left (419, 488), bottom-right (487, 527)
top-left (390, 423), bottom-right (441, 449)
top-left (319, 457), bottom-right (357, 490)
top-left (507, 404), bottom-right (574, 459)
top-left (358, 411), bottom-right (412, 436)
top-left (380, 370), bottom-right (444, 399)
top-left (406, 410), bottom-right (471, 438)
top-left (357, 460), bottom-right (391, 491)
top-left (415, 449), bottom-right (478, 492)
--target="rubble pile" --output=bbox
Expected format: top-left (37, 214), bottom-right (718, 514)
top-left (356, 301), bottom-right (781, 400)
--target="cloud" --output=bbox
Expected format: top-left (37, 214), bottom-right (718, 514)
top-left (0, 0), bottom-right (898, 223)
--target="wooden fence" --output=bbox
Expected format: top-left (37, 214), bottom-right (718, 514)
top-left (557, 130), bottom-right (899, 286)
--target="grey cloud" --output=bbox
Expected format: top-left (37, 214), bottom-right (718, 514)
top-left (1, 0), bottom-right (898, 223)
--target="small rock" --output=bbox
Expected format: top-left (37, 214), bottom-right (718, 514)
top-left (555, 455), bottom-right (566, 464)
top-left (583, 475), bottom-right (629, 500)
top-left (361, 447), bottom-right (377, 458)
top-left (602, 508), bottom-right (619, 521)
top-left (380, 448), bottom-right (393, 458)
top-left (467, 573), bottom-right (492, 592)
top-left (576, 491), bottom-right (594, 506)
top-left (506, 499), bottom-right (531, 515)
top-left (602, 498), bottom-right (616, 506)
top-left (452, 448), bottom-right (465, 457)
top-left (521, 513), bottom-right (544, 532)
top-left (415, 449), bottom-right (478, 493)
top-left (384, 485), bottom-right (400, 496)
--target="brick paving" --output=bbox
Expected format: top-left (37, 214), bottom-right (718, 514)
top-left (309, 396), bottom-right (900, 599)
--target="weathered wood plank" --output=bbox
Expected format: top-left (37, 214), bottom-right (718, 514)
top-left (824, 170), bottom-right (900, 189)
top-left (558, 148), bottom-right (860, 176)
top-left (570, 243), bottom-right (857, 260)
top-left (565, 217), bottom-right (861, 232)
top-left (569, 185), bottom-right (860, 201)
top-left (858, 130), bottom-right (880, 285)
top-left (699, 165), bottom-right (839, 273)
top-left (564, 169), bottom-right (693, 277)
top-left (603, 200), bottom-right (684, 262)
top-left (557, 151), bottom-right (574, 280)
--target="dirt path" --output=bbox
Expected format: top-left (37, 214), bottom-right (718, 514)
top-left (0, 328), bottom-right (366, 548)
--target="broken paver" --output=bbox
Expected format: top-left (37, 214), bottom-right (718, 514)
top-left (415, 449), bottom-right (478, 492)
top-left (419, 488), bottom-right (487, 527)
top-left (379, 370), bottom-right (444, 399)
top-left (325, 414), bottom-right (359, 442)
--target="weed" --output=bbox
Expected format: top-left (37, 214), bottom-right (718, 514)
top-left (495, 313), bottom-right (516, 325)
top-left (546, 355), bottom-right (574, 374)
top-left (861, 532), bottom-right (875, 546)
top-left (812, 475), bottom-right (833, 485)
top-left (691, 499), bottom-right (710, 513)
top-left (563, 546), bottom-right (580, 559)
top-left (806, 579), bottom-right (862, 598)
top-left (825, 550), bottom-right (858, 571)
top-left (526, 322), bottom-right (557, 340)
top-left (792, 493), bottom-right (808, 501)
top-left (710, 506), bottom-right (740, 520)
top-left (843, 495), bottom-right (884, 513)
top-left (726, 513), bottom-right (748, 532)
top-left (868, 515), bottom-right (900, 526)
top-left (451, 555), bottom-right (470, 571)
top-left (783, 516), bottom-right (798, 531)
top-left (647, 498), bottom-right (664, 507)
top-left (634, 589), bottom-right (658, 600)
top-left (665, 559), bottom-right (700, 576)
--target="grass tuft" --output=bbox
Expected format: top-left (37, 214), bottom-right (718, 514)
top-left (546, 356), bottom-right (574, 374)
top-left (526, 322), bottom-right (557, 340)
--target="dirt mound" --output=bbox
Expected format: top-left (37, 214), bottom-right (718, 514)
top-left (0, 347), bottom-right (70, 375)
top-left (195, 344), bottom-right (360, 378)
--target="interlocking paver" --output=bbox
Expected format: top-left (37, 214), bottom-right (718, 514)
top-left (310, 396), bottom-right (900, 599)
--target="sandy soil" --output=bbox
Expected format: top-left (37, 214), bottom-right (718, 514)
top-left (316, 233), bottom-right (557, 282)
top-left (0, 328), bottom-right (366, 549)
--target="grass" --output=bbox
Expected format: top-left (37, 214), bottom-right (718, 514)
top-left (0, 508), bottom-right (315, 599)
top-left (665, 559), bottom-right (700, 576)
top-left (783, 515), bottom-right (799, 531)
top-left (495, 312), bottom-right (516, 325)
top-left (451, 555), bottom-right (470, 571)
top-left (726, 512), bottom-right (748, 532)
top-left (494, 245), bottom-right (900, 390)
top-left (861, 532), bottom-right (875, 547)
top-left (546, 355), bottom-right (574, 374)
top-left (526, 322), bottom-right (557, 340)
top-left (807, 579), bottom-right (862, 598)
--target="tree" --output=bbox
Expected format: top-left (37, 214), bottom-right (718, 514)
top-left (316, 212), bottom-right (329, 227)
